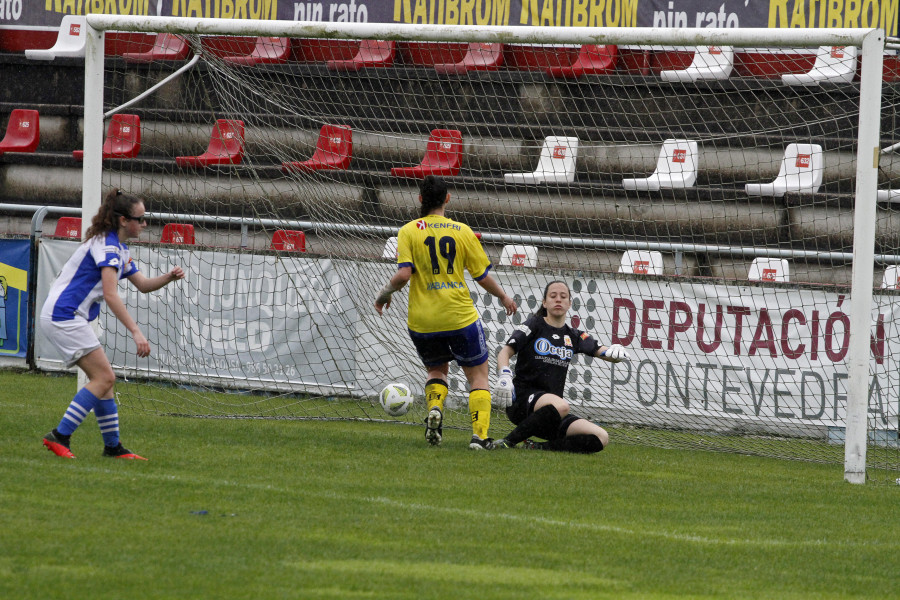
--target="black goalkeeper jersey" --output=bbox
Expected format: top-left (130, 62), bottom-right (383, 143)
top-left (504, 312), bottom-right (602, 398)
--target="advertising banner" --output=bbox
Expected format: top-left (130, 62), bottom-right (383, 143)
top-left (0, 239), bottom-right (29, 359)
top-left (2, 1), bottom-right (896, 36)
top-left (34, 239), bottom-right (899, 434)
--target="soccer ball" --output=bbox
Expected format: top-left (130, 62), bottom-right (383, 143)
top-left (380, 382), bottom-right (413, 417)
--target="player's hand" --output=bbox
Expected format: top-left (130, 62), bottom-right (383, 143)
top-left (500, 295), bottom-right (517, 316)
top-left (601, 344), bottom-right (629, 363)
top-left (132, 330), bottom-right (150, 358)
top-left (493, 367), bottom-right (514, 407)
top-left (168, 266), bottom-right (185, 282)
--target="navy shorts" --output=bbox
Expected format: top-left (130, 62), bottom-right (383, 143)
top-left (409, 319), bottom-right (489, 368)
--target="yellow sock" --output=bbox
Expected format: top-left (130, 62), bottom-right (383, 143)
top-left (425, 379), bottom-right (448, 413)
top-left (469, 389), bottom-right (492, 439)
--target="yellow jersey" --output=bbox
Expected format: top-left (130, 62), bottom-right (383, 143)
top-left (397, 214), bottom-right (492, 334)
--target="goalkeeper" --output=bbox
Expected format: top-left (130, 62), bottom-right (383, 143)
top-left (491, 280), bottom-right (628, 453)
top-left (374, 175), bottom-right (517, 449)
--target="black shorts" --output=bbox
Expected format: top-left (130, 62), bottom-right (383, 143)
top-left (505, 388), bottom-right (580, 440)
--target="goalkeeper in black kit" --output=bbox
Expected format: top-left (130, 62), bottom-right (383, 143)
top-left (491, 280), bottom-right (629, 453)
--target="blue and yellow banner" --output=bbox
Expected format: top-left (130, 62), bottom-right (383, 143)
top-left (0, 1), bottom-right (896, 35)
top-left (0, 240), bottom-right (30, 358)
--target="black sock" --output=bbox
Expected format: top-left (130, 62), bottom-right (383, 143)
top-left (544, 434), bottom-right (604, 454)
top-left (53, 429), bottom-right (71, 444)
top-left (506, 405), bottom-right (562, 446)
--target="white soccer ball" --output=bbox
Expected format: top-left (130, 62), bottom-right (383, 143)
top-left (380, 382), bottom-right (413, 417)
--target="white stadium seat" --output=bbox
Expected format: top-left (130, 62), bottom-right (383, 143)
top-left (504, 136), bottom-right (578, 184)
top-left (619, 250), bottom-right (663, 275)
top-left (623, 139), bottom-right (699, 191)
top-left (745, 143), bottom-right (823, 197)
top-left (782, 46), bottom-right (857, 87)
top-left (499, 244), bottom-right (538, 268)
top-left (660, 46), bottom-right (733, 82)
top-left (26, 16), bottom-right (87, 61)
top-left (382, 237), bottom-right (398, 260)
top-left (748, 258), bottom-right (790, 282)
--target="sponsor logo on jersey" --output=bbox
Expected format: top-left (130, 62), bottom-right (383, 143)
top-left (516, 324), bottom-right (531, 336)
top-left (534, 337), bottom-right (573, 361)
top-left (564, 335), bottom-right (572, 346)
top-left (416, 220), bottom-right (428, 230)
top-left (107, 257), bottom-right (120, 267)
top-left (427, 281), bottom-right (466, 290)
top-left (580, 332), bottom-right (589, 340)
top-left (552, 334), bottom-right (559, 339)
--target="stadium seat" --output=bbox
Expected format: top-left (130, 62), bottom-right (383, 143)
top-left (25, 15), bottom-right (86, 60)
top-left (782, 46), bottom-right (857, 86)
top-left (72, 114), bottom-right (141, 161)
top-left (176, 119), bottom-right (244, 168)
top-left (504, 136), bottom-right (578, 184)
top-left (281, 124), bottom-right (352, 172)
top-left (546, 45), bottom-right (618, 78)
top-left (622, 139), bottom-right (698, 191)
top-left (660, 46), bottom-right (734, 82)
top-left (499, 245), bottom-right (538, 268)
top-left (53, 217), bottom-right (82, 239)
top-left (382, 237), bottom-right (399, 259)
top-left (882, 265), bottom-right (900, 289)
top-left (619, 250), bottom-right (663, 275)
top-left (390, 129), bottom-right (462, 178)
top-left (745, 143), bottom-right (823, 197)
top-left (0, 109), bottom-right (40, 156)
top-left (270, 230), bottom-right (307, 252)
top-left (223, 37), bottom-right (291, 66)
top-left (433, 43), bottom-right (504, 74)
top-left (877, 189), bottom-right (900, 202)
top-left (327, 40), bottom-right (395, 70)
top-left (122, 33), bottom-right (191, 62)
top-left (161, 223), bottom-right (195, 245)
top-left (748, 258), bottom-right (789, 282)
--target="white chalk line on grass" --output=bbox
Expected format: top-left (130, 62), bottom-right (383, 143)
top-left (3, 455), bottom-right (886, 550)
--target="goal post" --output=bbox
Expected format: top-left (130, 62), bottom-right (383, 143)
top-left (70, 16), bottom-right (894, 482)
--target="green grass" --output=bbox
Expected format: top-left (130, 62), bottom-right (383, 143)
top-left (2, 369), bottom-right (898, 599)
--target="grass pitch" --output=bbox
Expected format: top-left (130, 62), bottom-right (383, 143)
top-left (1, 369), bottom-right (898, 599)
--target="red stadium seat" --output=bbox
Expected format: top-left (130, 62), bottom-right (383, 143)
top-left (434, 43), bottom-right (504, 74)
top-left (53, 217), bottom-right (81, 239)
top-left (161, 223), bottom-right (195, 245)
top-left (122, 33), bottom-right (191, 62)
top-left (282, 124), bottom-right (352, 173)
top-left (270, 230), bottom-right (307, 252)
top-left (73, 114), bottom-right (141, 161)
top-left (175, 119), bottom-right (244, 168)
top-left (0, 109), bottom-right (40, 156)
top-left (327, 40), bottom-right (395, 71)
top-left (390, 129), bottom-right (462, 178)
top-left (223, 37), bottom-right (291, 66)
top-left (546, 45), bottom-right (618, 78)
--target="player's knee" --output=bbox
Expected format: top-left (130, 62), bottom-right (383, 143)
top-left (92, 369), bottom-right (116, 392)
top-left (552, 397), bottom-right (570, 417)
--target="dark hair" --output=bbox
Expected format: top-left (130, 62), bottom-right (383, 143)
top-left (84, 188), bottom-right (144, 240)
top-left (535, 280), bottom-right (570, 318)
top-left (419, 175), bottom-right (448, 218)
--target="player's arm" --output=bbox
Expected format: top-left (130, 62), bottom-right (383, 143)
top-left (374, 266), bottom-right (412, 316)
top-left (595, 343), bottom-right (629, 363)
top-left (101, 266), bottom-right (149, 357)
top-left (474, 272), bottom-right (517, 316)
top-left (127, 266), bottom-right (185, 294)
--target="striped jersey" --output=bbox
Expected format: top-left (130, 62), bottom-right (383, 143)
top-left (397, 214), bottom-right (491, 334)
top-left (42, 231), bottom-right (139, 322)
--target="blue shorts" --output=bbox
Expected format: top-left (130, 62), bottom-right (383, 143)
top-left (409, 320), bottom-right (488, 368)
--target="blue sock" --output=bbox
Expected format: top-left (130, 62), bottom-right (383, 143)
top-left (94, 398), bottom-right (120, 447)
top-left (57, 388), bottom-right (99, 436)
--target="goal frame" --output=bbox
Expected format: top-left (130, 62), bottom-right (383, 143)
top-left (79, 16), bottom-right (885, 483)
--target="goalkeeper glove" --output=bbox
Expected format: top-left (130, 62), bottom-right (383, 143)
top-left (601, 344), bottom-right (629, 362)
top-left (492, 367), bottom-right (514, 407)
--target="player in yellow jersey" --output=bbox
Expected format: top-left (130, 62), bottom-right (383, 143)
top-left (374, 176), bottom-right (517, 449)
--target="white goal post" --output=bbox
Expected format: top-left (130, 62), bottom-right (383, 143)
top-left (75, 16), bottom-right (888, 483)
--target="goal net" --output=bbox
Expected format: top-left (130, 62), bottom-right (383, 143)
top-left (48, 17), bottom-right (899, 481)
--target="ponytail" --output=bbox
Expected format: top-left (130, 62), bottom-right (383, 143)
top-left (84, 188), bottom-right (143, 240)
top-left (418, 175), bottom-right (448, 218)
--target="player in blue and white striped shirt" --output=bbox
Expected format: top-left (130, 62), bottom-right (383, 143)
top-left (41, 189), bottom-right (185, 460)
